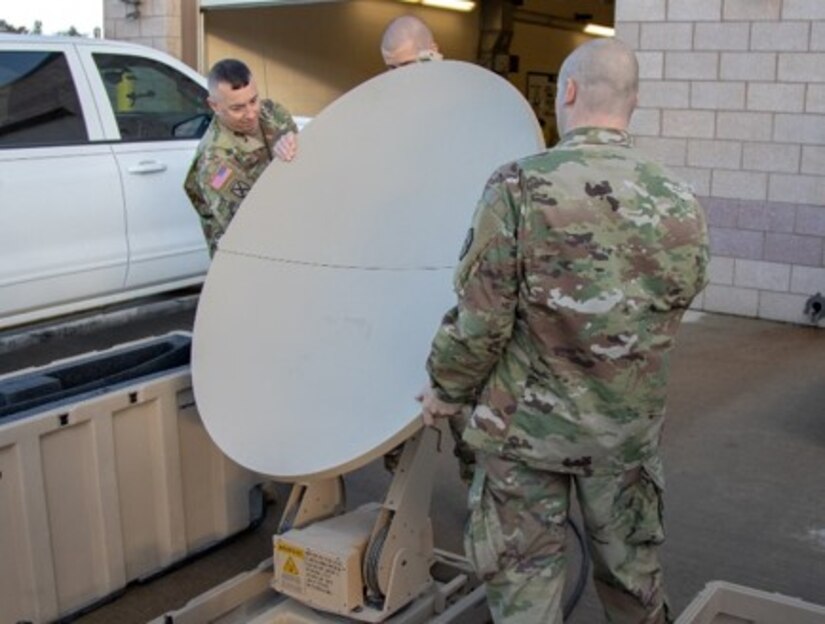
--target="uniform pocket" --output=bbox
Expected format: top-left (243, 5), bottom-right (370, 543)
top-left (624, 459), bottom-right (666, 547)
top-left (464, 466), bottom-right (507, 580)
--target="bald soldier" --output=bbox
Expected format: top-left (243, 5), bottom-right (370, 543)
top-left (379, 14), bottom-right (479, 483)
top-left (418, 39), bottom-right (709, 623)
top-left (380, 15), bottom-right (442, 69)
top-left (185, 59), bottom-right (298, 256)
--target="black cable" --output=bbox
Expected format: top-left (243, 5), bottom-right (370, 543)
top-left (563, 517), bottom-right (591, 621)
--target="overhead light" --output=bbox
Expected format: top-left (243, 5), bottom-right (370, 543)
top-left (410, 0), bottom-right (476, 11)
top-left (584, 23), bottom-right (615, 37)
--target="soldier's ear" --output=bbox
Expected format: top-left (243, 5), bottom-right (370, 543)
top-left (564, 78), bottom-right (577, 106)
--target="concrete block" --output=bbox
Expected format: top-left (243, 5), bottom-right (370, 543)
top-left (665, 52), bottom-right (719, 80)
top-left (140, 16), bottom-right (176, 38)
top-left (769, 174), bottom-right (825, 205)
top-left (615, 22), bottom-right (640, 48)
top-left (616, 0), bottom-right (666, 22)
top-left (746, 83), bottom-right (806, 113)
top-left (704, 197), bottom-right (740, 227)
top-left (783, 0), bottom-right (825, 19)
top-left (758, 291), bottom-right (811, 324)
top-left (641, 23), bottom-right (693, 50)
top-left (143, 0), bottom-right (181, 16)
top-left (751, 22), bottom-right (810, 52)
top-left (709, 226), bottom-right (765, 258)
top-left (709, 256), bottom-right (735, 285)
top-left (105, 0), bottom-right (127, 19)
top-left (114, 18), bottom-right (141, 38)
top-left (629, 108), bottom-right (661, 136)
top-left (703, 284), bottom-right (759, 316)
top-left (716, 112), bottom-right (773, 141)
top-left (639, 81), bottom-right (690, 109)
top-left (796, 204), bottom-right (825, 236)
top-left (801, 146), bottom-right (825, 175)
top-left (672, 166), bottom-right (712, 196)
top-left (637, 52), bottom-right (664, 79)
top-left (774, 114), bottom-right (825, 145)
top-left (812, 22), bottom-right (825, 52)
top-left (712, 170), bottom-right (768, 201)
top-left (723, 0), bottom-right (781, 21)
top-left (688, 139), bottom-right (742, 169)
top-left (689, 290), bottom-right (706, 309)
top-left (694, 22), bottom-right (750, 51)
top-left (734, 259), bottom-right (791, 290)
top-left (720, 53), bottom-right (777, 81)
top-left (155, 36), bottom-right (182, 59)
top-left (743, 143), bottom-right (800, 173)
top-left (790, 265), bottom-right (825, 294)
top-left (765, 232), bottom-right (824, 266)
top-left (778, 54), bottom-right (825, 83)
top-left (636, 137), bottom-right (688, 166)
top-left (669, 0), bottom-right (722, 22)
top-left (736, 199), bottom-right (797, 232)
top-left (805, 84), bottom-right (825, 114)
top-left (663, 110), bottom-right (716, 138)
top-left (691, 81), bottom-right (745, 110)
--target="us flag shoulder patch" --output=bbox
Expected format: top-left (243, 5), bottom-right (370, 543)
top-left (210, 165), bottom-right (232, 190)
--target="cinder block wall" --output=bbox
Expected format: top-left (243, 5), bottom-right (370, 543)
top-left (104, 0), bottom-right (183, 59)
top-left (617, 0), bottom-right (825, 326)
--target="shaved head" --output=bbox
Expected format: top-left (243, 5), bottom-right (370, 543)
top-left (555, 38), bottom-right (639, 135)
top-left (381, 15), bottom-right (438, 68)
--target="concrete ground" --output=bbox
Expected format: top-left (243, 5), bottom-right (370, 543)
top-left (4, 308), bottom-right (825, 623)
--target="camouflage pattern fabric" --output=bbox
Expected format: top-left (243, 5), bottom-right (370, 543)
top-left (426, 126), bottom-right (709, 476)
top-left (184, 99), bottom-right (297, 256)
top-left (466, 452), bottom-right (671, 623)
top-left (426, 126), bottom-right (707, 623)
top-left (385, 409), bottom-right (476, 484)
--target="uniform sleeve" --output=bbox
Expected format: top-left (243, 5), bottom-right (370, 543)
top-left (426, 165), bottom-right (522, 404)
top-left (269, 100), bottom-right (299, 136)
top-left (191, 155), bottom-right (255, 256)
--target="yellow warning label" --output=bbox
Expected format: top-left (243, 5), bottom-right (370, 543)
top-left (283, 556), bottom-right (300, 576)
top-left (276, 540), bottom-right (305, 559)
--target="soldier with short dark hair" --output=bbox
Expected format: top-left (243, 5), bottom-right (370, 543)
top-left (418, 38), bottom-right (709, 623)
top-left (184, 58), bottom-right (298, 256)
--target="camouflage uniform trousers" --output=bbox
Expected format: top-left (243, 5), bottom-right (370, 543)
top-left (465, 452), bottom-right (672, 624)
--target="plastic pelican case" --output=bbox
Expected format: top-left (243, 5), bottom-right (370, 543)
top-left (676, 581), bottom-right (825, 624)
top-left (0, 332), bottom-right (261, 623)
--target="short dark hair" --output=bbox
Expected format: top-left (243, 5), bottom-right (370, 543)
top-left (208, 59), bottom-right (252, 92)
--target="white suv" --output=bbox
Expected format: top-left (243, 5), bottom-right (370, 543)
top-left (0, 35), bottom-right (214, 330)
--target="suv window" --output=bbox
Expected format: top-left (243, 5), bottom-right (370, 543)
top-left (0, 51), bottom-right (88, 147)
top-left (93, 53), bottom-right (212, 142)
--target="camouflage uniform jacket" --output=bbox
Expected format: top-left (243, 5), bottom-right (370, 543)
top-left (426, 127), bottom-right (709, 475)
top-left (184, 99), bottom-right (297, 256)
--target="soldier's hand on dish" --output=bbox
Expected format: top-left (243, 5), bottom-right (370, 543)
top-left (274, 132), bottom-right (297, 162)
top-left (416, 384), bottom-right (463, 427)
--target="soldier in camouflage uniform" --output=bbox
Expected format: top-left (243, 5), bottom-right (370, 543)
top-left (418, 39), bottom-right (709, 623)
top-left (184, 59), bottom-right (298, 256)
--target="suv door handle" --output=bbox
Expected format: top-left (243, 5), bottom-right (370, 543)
top-left (127, 161), bottom-right (168, 174)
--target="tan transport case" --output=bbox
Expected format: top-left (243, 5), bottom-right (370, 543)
top-left (676, 581), bottom-right (825, 624)
top-left (0, 333), bottom-right (260, 623)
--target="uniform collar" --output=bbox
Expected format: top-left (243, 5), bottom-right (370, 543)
top-left (215, 117), bottom-right (267, 153)
top-left (560, 126), bottom-right (632, 148)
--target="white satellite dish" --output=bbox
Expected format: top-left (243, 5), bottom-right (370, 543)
top-left (193, 61), bottom-right (544, 480)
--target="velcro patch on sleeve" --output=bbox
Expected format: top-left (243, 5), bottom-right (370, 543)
top-left (210, 165), bottom-right (233, 190)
